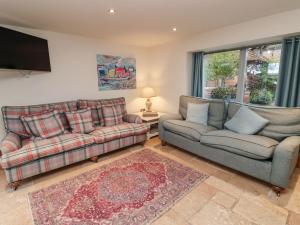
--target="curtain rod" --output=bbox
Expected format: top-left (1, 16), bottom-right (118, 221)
top-left (203, 41), bottom-right (282, 55)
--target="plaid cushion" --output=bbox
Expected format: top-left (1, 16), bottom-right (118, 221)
top-left (90, 122), bottom-right (149, 143)
top-left (21, 110), bottom-right (65, 138)
top-left (2, 101), bottom-right (77, 137)
top-left (101, 104), bottom-right (124, 127)
top-left (77, 100), bottom-right (102, 126)
top-left (66, 108), bottom-right (95, 134)
top-left (78, 97), bottom-right (127, 126)
top-left (20, 110), bottom-right (54, 137)
top-left (123, 114), bottom-right (143, 124)
top-left (0, 133), bottom-right (96, 169)
top-left (0, 132), bottom-right (21, 155)
top-left (3, 134), bottom-right (146, 183)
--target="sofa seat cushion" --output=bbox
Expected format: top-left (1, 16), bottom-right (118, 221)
top-left (163, 119), bottom-right (217, 141)
top-left (90, 122), bottom-right (148, 144)
top-left (0, 133), bottom-right (96, 169)
top-left (200, 130), bottom-right (279, 160)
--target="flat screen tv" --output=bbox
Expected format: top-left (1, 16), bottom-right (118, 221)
top-left (0, 27), bottom-right (51, 72)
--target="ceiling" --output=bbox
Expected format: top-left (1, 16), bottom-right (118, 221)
top-left (0, 0), bottom-right (300, 47)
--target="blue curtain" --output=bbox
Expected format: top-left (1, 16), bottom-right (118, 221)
top-left (275, 37), bottom-right (300, 107)
top-left (192, 52), bottom-right (204, 97)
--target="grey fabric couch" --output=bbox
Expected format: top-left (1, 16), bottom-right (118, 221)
top-left (159, 95), bottom-right (300, 193)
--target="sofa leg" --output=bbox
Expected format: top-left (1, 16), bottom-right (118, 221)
top-left (272, 186), bottom-right (284, 196)
top-left (90, 156), bottom-right (98, 163)
top-left (140, 140), bottom-right (146, 146)
top-left (8, 181), bottom-right (21, 191)
top-left (161, 140), bottom-right (167, 146)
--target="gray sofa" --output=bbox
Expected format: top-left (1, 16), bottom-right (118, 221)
top-left (159, 95), bottom-right (300, 194)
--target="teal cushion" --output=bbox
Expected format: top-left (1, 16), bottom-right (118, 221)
top-left (225, 106), bottom-right (269, 134)
top-left (200, 130), bottom-right (279, 160)
top-left (163, 119), bottom-right (217, 141)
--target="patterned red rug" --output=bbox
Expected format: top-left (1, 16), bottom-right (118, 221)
top-left (28, 148), bottom-right (208, 225)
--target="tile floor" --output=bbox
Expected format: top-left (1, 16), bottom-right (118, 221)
top-left (0, 137), bottom-right (300, 225)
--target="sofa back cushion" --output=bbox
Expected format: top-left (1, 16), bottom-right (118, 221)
top-left (77, 97), bottom-right (127, 126)
top-left (21, 110), bottom-right (65, 138)
top-left (101, 104), bottom-right (124, 127)
top-left (179, 95), bottom-right (226, 129)
top-left (2, 101), bottom-right (77, 137)
top-left (65, 108), bottom-right (95, 134)
top-left (227, 102), bottom-right (300, 141)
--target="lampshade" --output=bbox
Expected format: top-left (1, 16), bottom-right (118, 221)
top-left (141, 87), bottom-right (156, 98)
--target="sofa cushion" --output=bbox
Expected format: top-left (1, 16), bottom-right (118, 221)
top-left (100, 104), bottom-right (124, 127)
top-left (163, 119), bottom-right (217, 141)
top-left (0, 132), bottom-right (21, 155)
top-left (77, 97), bottom-right (127, 126)
top-left (179, 95), bottom-right (225, 129)
top-left (227, 102), bottom-right (300, 141)
top-left (200, 130), bottom-right (279, 160)
top-left (66, 108), bottom-right (95, 134)
top-left (225, 106), bottom-right (269, 134)
top-left (21, 110), bottom-right (65, 138)
top-left (186, 103), bottom-right (209, 125)
top-left (90, 123), bottom-right (148, 144)
top-left (0, 133), bottom-right (96, 169)
top-left (1, 101), bottom-right (78, 137)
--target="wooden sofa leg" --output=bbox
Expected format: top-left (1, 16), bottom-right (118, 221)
top-left (140, 140), bottom-right (146, 146)
top-left (90, 156), bottom-right (98, 163)
top-left (272, 186), bottom-right (284, 196)
top-left (8, 181), bottom-right (21, 191)
top-left (161, 140), bottom-right (167, 146)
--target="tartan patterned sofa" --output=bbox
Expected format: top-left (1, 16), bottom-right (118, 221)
top-left (0, 97), bottom-right (148, 189)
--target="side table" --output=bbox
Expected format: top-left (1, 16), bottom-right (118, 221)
top-left (134, 112), bottom-right (166, 140)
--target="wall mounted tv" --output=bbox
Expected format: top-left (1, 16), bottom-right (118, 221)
top-left (0, 27), bottom-right (51, 72)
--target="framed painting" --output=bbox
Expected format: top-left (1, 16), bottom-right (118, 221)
top-left (96, 54), bottom-right (136, 91)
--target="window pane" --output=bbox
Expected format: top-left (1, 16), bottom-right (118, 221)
top-left (243, 44), bottom-right (282, 105)
top-left (203, 50), bottom-right (240, 100)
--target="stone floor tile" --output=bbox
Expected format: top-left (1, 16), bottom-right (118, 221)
top-left (173, 183), bottom-right (216, 219)
top-left (228, 173), bottom-right (271, 196)
top-left (212, 191), bottom-right (237, 209)
top-left (189, 201), bottom-right (254, 225)
top-left (151, 209), bottom-right (190, 225)
top-left (188, 158), bottom-right (219, 175)
top-left (205, 176), bottom-right (244, 198)
top-left (212, 169), bottom-right (235, 182)
top-left (233, 194), bottom-right (288, 225)
top-left (287, 211), bottom-right (300, 225)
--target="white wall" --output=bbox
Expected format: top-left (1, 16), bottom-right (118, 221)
top-left (0, 25), bottom-right (149, 138)
top-left (148, 8), bottom-right (300, 114)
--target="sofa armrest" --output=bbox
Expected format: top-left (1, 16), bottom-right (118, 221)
top-left (270, 136), bottom-right (300, 188)
top-left (159, 114), bottom-right (183, 140)
top-left (123, 114), bottom-right (143, 124)
top-left (0, 132), bottom-right (21, 157)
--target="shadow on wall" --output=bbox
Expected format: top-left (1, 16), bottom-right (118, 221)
top-left (0, 69), bottom-right (49, 80)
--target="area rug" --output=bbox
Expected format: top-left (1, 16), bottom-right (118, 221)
top-left (28, 148), bottom-right (208, 225)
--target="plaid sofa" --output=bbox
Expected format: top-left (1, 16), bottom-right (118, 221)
top-left (0, 98), bottom-right (148, 185)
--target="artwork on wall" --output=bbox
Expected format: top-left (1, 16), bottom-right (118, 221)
top-left (96, 54), bottom-right (136, 91)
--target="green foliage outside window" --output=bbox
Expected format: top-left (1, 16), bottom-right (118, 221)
top-left (206, 51), bottom-right (239, 87)
top-left (211, 87), bottom-right (237, 99)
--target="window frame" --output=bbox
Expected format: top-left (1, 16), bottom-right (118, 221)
top-left (202, 41), bottom-right (282, 104)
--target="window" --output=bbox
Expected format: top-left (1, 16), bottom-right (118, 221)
top-left (203, 50), bottom-right (240, 100)
top-left (203, 43), bottom-right (282, 105)
top-left (243, 44), bottom-right (282, 105)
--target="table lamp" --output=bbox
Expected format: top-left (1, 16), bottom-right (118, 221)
top-left (141, 87), bottom-right (158, 117)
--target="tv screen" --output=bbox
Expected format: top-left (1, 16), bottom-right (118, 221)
top-left (0, 27), bottom-right (51, 72)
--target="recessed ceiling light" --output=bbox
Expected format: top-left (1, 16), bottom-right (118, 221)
top-left (172, 27), bottom-right (177, 32)
top-left (109, 8), bottom-right (115, 14)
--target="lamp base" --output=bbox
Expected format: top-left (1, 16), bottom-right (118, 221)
top-left (142, 111), bottom-right (158, 117)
